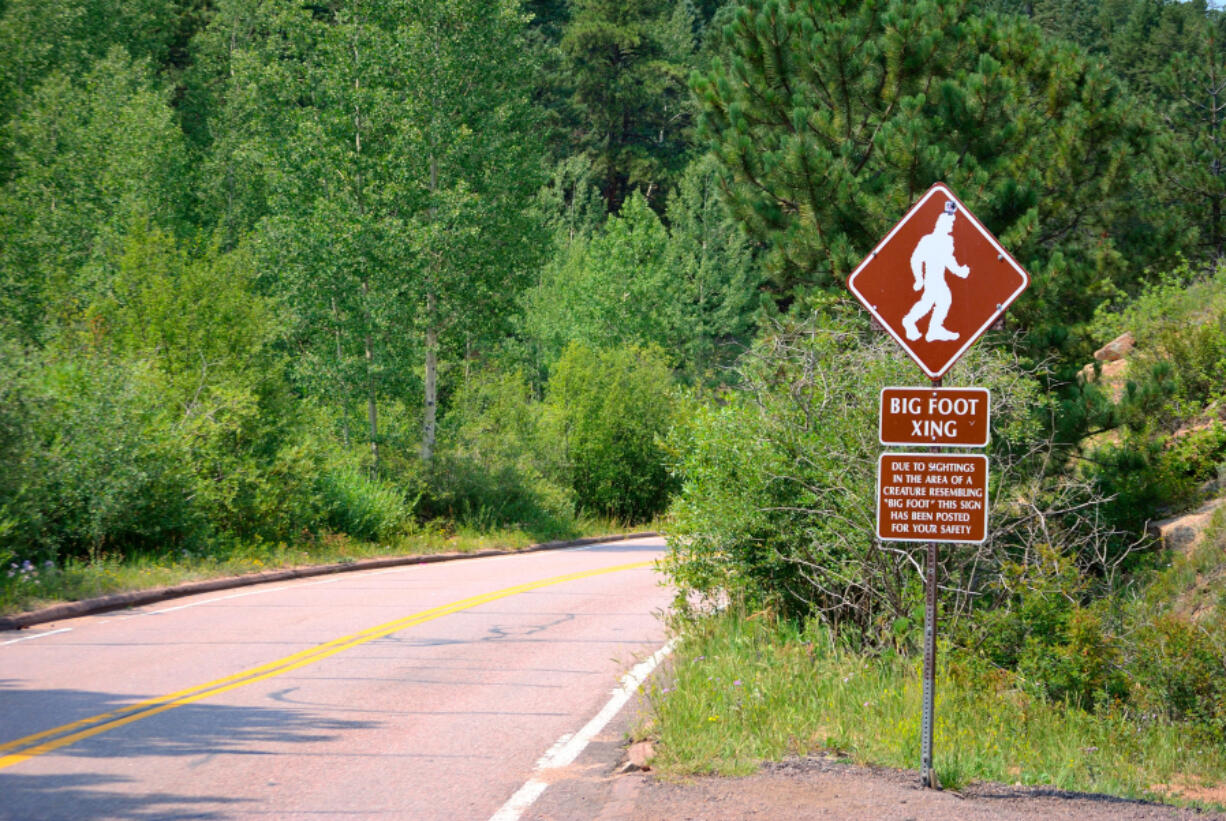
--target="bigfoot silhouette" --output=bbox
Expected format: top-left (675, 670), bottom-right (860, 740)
top-left (902, 201), bottom-right (970, 343)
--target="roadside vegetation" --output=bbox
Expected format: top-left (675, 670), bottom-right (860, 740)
top-left (0, 516), bottom-right (644, 616)
top-left (644, 607), bottom-right (1226, 809)
top-left (3, 0), bottom-right (1226, 810)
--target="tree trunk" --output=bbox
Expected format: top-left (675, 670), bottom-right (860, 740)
top-left (353, 43), bottom-right (378, 474)
top-left (332, 295), bottom-right (351, 447)
top-left (363, 281), bottom-right (379, 475)
top-left (422, 292), bottom-right (438, 463)
top-left (421, 153), bottom-right (440, 464)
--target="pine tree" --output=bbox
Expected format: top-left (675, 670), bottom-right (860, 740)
top-left (693, 0), bottom-right (1190, 360)
top-left (559, 0), bottom-right (697, 212)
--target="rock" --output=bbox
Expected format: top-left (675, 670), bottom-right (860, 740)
top-left (1094, 331), bottom-right (1134, 362)
top-left (1149, 498), bottom-right (1226, 553)
top-left (1080, 358), bottom-right (1129, 403)
top-left (620, 741), bottom-right (655, 773)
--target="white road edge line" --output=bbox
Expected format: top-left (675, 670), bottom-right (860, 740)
top-left (488, 639), bottom-right (675, 821)
top-left (0, 627), bottom-right (72, 645)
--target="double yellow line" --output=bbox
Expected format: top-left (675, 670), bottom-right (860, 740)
top-left (0, 559), bottom-right (655, 771)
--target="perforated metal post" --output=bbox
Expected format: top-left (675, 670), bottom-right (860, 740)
top-left (920, 376), bottom-right (941, 790)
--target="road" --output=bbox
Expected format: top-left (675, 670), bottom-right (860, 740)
top-left (0, 536), bottom-right (670, 820)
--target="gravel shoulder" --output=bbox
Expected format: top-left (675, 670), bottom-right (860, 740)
top-left (528, 696), bottom-right (1224, 821)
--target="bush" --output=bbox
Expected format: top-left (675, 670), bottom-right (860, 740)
top-left (543, 343), bottom-right (677, 521)
top-left (1127, 614), bottom-right (1226, 735)
top-left (1081, 263), bottom-right (1226, 531)
top-left (663, 307), bottom-right (1112, 643)
top-left (0, 346), bottom-right (202, 561)
top-left (320, 466), bottom-right (410, 542)
top-left (423, 368), bottom-right (574, 535)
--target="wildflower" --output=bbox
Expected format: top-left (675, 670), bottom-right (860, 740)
top-left (733, 679), bottom-right (742, 687)
top-left (707, 715), bottom-right (720, 722)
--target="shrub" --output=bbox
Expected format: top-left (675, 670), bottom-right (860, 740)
top-left (543, 343), bottom-right (677, 521)
top-left (0, 347), bottom-right (202, 561)
top-left (663, 307), bottom-right (1116, 643)
top-left (320, 466), bottom-right (410, 542)
top-left (1127, 613), bottom-right (1226, 735)
top-left (424, 368), bottom-right (574, 535)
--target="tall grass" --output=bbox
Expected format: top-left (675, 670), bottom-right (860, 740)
top-left (644, 610), bottom-right (1225, 809)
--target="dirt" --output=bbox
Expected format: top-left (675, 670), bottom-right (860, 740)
top-left (527, 701), bottom-right (1224, 820)
top-left (532, 754), bottom-right (1222, 820)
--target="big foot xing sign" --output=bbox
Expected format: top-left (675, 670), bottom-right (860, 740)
top-left (847, 182), bottom-right (1030, 791)
top-left (847, 183), bottom-right (1030, 380)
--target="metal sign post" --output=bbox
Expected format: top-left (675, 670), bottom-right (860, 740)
top-left (849, 182), bottom-right (1030, 790)
top-left (921, 532), bottom-right (939, 788)
top-left (920, 377), bottom-right (940, 791)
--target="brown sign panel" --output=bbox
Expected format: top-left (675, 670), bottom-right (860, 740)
top-left (847, 183), bottom-right (1030, 379)
top-left (877, 453), bottom-right (988, 543)
top-left (880, 387), bottom-right (990, 448)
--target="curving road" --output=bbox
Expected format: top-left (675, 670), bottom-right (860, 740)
top-left (0, 536), bottom-right (671, 820)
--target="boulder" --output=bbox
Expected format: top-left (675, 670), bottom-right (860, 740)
top-left (1149, 498), bottom-right (1226, 553)
top-left (1094, 331), bottom-right (1135, 362)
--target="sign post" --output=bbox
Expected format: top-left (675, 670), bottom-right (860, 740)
top-left (847, 182), bottom-right (1029, 789)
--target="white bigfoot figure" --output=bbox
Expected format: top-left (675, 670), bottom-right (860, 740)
top-left (902, 201), bottom-right (969, 342)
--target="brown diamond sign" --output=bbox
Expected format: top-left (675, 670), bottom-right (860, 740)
top-left (848, 183), bottom-right (1030, 380)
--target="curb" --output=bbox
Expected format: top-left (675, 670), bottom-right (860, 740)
top-left (0, 531), bottom-right (660, 631)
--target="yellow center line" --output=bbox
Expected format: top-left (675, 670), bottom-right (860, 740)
top-left (0, 559), bottom-right (656, 771)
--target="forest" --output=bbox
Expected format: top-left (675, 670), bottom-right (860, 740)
top-left (3, 0), bottom-right (1226, 772)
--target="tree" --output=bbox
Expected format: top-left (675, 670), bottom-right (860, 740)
top-left (525, 192), bottom-right (681, 363)
top-left (0, 47), bottom-right (188, 343)
top-left (1159, 6), bottom-right (1226, 262)
top-left (665, 154), bottom-right (763, 378)
top-left (182, 0), bottom-right (321, 247)
top-left (526, 160), bottom-right (762, 379)
top-left (559, 0), bottom-right (698, 212)
top-left (694, 0), bottom-right (1190, 362)
top-left (239, 0), bottom-right (544, 470)
top-left (543, 342), bottom-right (677, 520)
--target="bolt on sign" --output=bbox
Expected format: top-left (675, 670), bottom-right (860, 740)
top-left (880, 387), bottom-right (990, 448)
top-left (847, 183), bottom-right (1030, 380)
top-left (877, 453), bottom-right (988, 543)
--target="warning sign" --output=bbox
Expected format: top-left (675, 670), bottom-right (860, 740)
top-left (876, 453), bottom-right (988, 543)
top-left (847, 183), bottom-right (1030, 379)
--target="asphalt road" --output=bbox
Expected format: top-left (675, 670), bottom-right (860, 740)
top-left (0, 536), bottom-right (671, 820)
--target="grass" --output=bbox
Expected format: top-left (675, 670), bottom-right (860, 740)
top-left (641, 609), bottom-right (1226, 811)
top-left (0, 515), bottom-right (650, 616)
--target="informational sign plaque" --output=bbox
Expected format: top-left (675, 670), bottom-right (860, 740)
top-left (879, 387), bottom-right (990, 448)
top-left (876, 453), bottom-right (988, 543)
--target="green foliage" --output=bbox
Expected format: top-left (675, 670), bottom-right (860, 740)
top-left (665, 154), bottom-right (765, 379)
top-left (0, 347), bottom-right (202, 561)
top-left (1078, 264), bottom-right (1226, 531)
top-left (1128, 614), bottom-right (1226, 734)
top-left (694, 0), bottom-right (1188, 362)
top-left (526, 192), bottom-right (682, 360)
top-left (527, 159), bottom-right (763, 381)
top-left (975, 545), bottom-right (1127, 709)
top-left (0, 47), bottom-right (188, 341)
top-left (664, 307), bottom-right (1047, 634)
top-left (426, 368), bottom-right (574, 533)
top-left (543, 342), bottom-right (677, 521)
top-left (557, 0), bottom-right (698, 211)
top-left (320, 466), bottom-right (411, 542)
